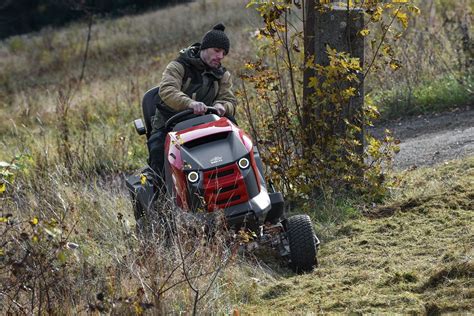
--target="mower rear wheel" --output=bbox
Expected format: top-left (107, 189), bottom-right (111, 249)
top-left (286, 214), bottom-right (319, 272)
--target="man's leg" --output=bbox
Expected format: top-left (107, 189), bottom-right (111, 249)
top-left (147, 127), bottom-right (167, 192)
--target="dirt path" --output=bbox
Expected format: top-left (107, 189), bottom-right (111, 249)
top-left (370, 106), bottom-right (474, 170)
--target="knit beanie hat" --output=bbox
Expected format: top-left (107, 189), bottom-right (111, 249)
top-left (201, 23), bottom-right (230, 55)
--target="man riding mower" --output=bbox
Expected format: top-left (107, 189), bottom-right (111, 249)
top-left (125, 23), bottom-right (320, 272)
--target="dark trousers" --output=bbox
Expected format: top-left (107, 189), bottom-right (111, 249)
top-left (147, 127), bottom-right (167, 186)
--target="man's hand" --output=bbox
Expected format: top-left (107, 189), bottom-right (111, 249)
top-left (188, 101), bottom-right (207, 115)
top-left (214, 103), bottom-right (226, 116)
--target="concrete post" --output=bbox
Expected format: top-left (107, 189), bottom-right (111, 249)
top-left (302, 0), bottom-right (316, 141)
top-left (303, 4), bottom-right (365, 156)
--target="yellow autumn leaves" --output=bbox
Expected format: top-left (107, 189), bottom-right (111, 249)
top-left (0, 161), bottom-right (15, 195)
top-left (140, 173), bottom-right (147, 186)
top-left (0, 155), bottom-right (32, 195)
top-left (31, 216), bottom-right (39, 225)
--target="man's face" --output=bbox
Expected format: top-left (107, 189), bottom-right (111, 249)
top-left (200, 47), bottom-right (226, 69)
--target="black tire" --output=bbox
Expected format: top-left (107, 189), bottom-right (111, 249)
top-left (286, 214), bottom-right (319, 272)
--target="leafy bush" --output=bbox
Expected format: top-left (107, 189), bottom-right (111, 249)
top-left (239, 0), bottom-right (421, 201)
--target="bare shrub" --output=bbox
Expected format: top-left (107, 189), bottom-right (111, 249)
top-left (1, 171), bottom-right (237, 314)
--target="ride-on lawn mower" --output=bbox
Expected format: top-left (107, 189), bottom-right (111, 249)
top-left (125, 87), bottom-right (320, 272)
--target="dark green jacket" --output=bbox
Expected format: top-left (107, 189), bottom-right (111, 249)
top-left (151, 44), bottom-right (237, 131)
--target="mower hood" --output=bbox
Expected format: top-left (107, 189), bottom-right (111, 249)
top-left (167, 118), bottom-right (251, 170)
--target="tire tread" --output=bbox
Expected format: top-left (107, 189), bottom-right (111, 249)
top-left (287, 214), bottom-right (318, 272)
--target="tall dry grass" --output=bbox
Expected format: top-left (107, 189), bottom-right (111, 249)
top-left (0, 1), bottom-right (265, 313)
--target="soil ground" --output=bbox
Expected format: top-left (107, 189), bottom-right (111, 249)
top-left (371, 106), bottom-right (474, 169)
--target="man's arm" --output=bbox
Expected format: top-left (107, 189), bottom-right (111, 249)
top-left (213, 71), bottom-right (237, 116)
top-left (159, 61), bottom-right (194, 111)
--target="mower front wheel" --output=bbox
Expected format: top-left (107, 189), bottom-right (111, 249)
top-left (286, 214), bottom-right (319, 272)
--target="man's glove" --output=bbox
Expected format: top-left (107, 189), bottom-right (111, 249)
top-left (188, 101), bottom-right (207, 115)
top-left (213, 103), bottom-right (226, 116)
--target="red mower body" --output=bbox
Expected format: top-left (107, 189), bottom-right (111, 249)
top-left (163, 115), bottom-right (271, 229)
top-left (126, 90), bottom-right (319, 271)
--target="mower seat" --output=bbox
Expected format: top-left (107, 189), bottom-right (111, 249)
top-left (141, 86), bottom-right (160, 139)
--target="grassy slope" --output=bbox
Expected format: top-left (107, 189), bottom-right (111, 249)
top-left (0, 0), bottom-right (258, 152)
top-left (0, 0), bottom-right (259, 178)
top-left (240, 157), bottom-right (473, 314)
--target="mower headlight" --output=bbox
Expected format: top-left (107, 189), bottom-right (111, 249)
top-left (187, 171), bottom-right (199, 183)
top-left (238, 157), bottom-right (250, 169)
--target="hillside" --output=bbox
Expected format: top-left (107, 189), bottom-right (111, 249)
top-left (1, 0), bottom-right (473, 314)
top-left (240, 157), bottom-right (473, 314)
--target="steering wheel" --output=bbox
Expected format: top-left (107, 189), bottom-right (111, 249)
top-left (165, 107), bottom-right (220, 130)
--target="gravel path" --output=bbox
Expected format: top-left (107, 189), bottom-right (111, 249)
top-left (370, 106), bottom-right (473, 170)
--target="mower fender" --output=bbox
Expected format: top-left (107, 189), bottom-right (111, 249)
top-left (125, 166), bottom-right (156, 218)
top-left (265, 192), bottom-right (284, 224)
top-left (253, 146), bottom-right (267, 190)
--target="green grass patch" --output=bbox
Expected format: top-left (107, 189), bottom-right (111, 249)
top-left (375, 73), bottom-right (473, 120)
top-left (301, 195), bottom-right (362, 243)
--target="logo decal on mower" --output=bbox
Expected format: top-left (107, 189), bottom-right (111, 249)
top-left (210, 156), bottom-right (223, 164)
